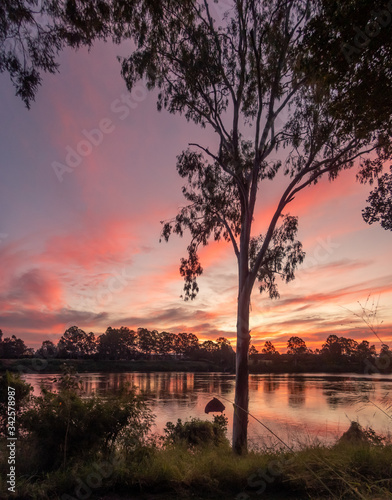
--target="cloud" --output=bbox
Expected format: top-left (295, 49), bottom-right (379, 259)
top-left (43, 216), bottom-right (138, 271)
top-left (0, 268), bottom-right (65, 312)
top-left (0, 306), bottom-right (110, 345)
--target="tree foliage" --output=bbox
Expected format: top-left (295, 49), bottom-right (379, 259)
top-left (57, 325), bottom-right (96, 358)
top-left (0, 0), bottom-right (113, 107)
top-left (0, 334), bottom-right (28, 358)
top-left (287, 336), bottom-right (309, 355)
top-left (97, 326), bottom-right (137, 359)
top-left (261, 340), bottom-right (277, 355)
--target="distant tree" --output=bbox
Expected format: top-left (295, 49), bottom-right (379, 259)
top-left (321, 335), bottom-right (342, 359)
top-left (1, 335), bottom-right (28, 358)
top-left (173, 332), bottom-right (200, 358)
top-left (355, 340), bottom-right (376, 362)
top-left (287, 336), bottom-right (309, 356)
top-left (261, 341), bottom-right (277, 355)
top-left (339, 337), bottom-right (359, 357)
top-left (137, 328), bottom-right (157, 358)
top-left (380, 344), bottom-right (392, 357)
top-left (200, 340), bottom-right (219, 354)
top-left (379, 344), bottom-right (392, 371)
top-left (249, 345), bottom-right (259, 356)
top-left (36, 340), bottom-right (58, 358)
top-left (321, 335), bottom-right (358, 360)
top-left (216, 337), bottom-right (235, 366)
top-left (156, 331), bottom-right (176, 357)
top-left (216, 337), bottom-right (232, 350)
top-left (97, 326), bottom-right (137, 360)
top-left (57, 326), bottom-right (96, 359)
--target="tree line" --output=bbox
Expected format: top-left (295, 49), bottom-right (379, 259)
top-left (257, 335), bottom-right (392, 370)
top-left (0, 327), bottom-right (390, 369)
top-left (0, 327), bottom-right (234, 364)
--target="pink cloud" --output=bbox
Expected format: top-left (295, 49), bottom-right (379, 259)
top-left (1, 268), bottom-right (65, 312)
top-left (42, 215), bottom-right (139, 271)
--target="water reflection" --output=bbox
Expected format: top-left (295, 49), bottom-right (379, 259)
top-left (287, 376), bottom-right (306, 408)
top-left (23, 372), bottom-right (392, 448)
top-left (322, 378), bottom-right (376, 409)
top-left (262, 375), bottom-right (280, 393)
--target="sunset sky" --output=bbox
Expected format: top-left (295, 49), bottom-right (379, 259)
top-left (0, 40), bottom-right (391, 352)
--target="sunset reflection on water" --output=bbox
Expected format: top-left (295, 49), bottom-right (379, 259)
top-left (24, 372), bottom-right (392, 449)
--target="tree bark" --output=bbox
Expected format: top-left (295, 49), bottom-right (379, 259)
top-left (232, 286), bottom-right (251, 454)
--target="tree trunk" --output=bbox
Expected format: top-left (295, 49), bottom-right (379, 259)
top-left (232, 287), bottom-right (251, 454)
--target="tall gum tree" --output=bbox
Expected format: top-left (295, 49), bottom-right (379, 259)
top-left (115, 0), bottom-right (392, 454)
top-left (3, 0), bottom-right (392, 454)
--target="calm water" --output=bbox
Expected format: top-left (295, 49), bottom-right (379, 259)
top-left (23, 372), bottom-right (392, 448)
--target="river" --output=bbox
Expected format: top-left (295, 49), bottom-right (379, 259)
top-left (23, 371), bottom-right (392, 449)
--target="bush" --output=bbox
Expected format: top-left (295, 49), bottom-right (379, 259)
top-left (162, 415), bottom-right (229, 448)
top-left (0, 371), bottom-right (32, 436)
top-left (20, 367), bottom-right (154, 471)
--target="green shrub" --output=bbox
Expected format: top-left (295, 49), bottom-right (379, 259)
top-left (162, 415), bottom-right (229, 448)
top-left (20, 367), bottom-right (154, 472)
top-left (0, 371), bottom-right (32, 436)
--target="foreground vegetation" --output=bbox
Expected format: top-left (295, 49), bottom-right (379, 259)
top-left (1, 371), bottom-right (391, 500)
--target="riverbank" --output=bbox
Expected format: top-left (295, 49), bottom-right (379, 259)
top-left (1, 357), bottom-right (389, 375)
top-left (0, 358), bottom-right (217, 374)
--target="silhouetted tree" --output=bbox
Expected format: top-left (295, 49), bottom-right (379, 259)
top-left (363, 166), bottom-right (392, 231)
top-left (200, 340), bottom-right (219, 354)
top-left (0, 0), bottom-right (112, 107)
top-left (355, 340), bottom-right (376, 363)
top-left (156, 331), bottom-right (176, 357)
top-left (261, 341), bottom-right (277, 355)
top-left (57, 326), bottom-right (96, 358)
top-left (173, 332), bottom-right (199, 358)
top-left (287, 336), bottom-right (309, 355)
top-left (216, 337), bottom-right (235, 366)
top-left (1, 334), bottom-right (28, 358)
top-left (36, 340), bottom-right (58, 358)
top-left (97, 326), bottom-right (137, 359)
top-left (137, 328), bottom-right (157, 358)
top-left (321, 335), bottom-right (358, 361)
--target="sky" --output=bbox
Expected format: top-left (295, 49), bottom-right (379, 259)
top-left (0, 39), bottom-right (391, 353)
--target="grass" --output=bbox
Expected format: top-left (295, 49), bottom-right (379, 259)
top-left (3, 437), bottom-right (392, 499)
